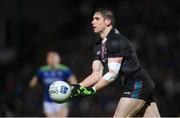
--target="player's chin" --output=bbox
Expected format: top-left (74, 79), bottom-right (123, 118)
top-left (93, 29), bottom-right (100, 33)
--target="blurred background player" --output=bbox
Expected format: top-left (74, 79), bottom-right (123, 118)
top-left (29, 51), bottom-right (77, 117)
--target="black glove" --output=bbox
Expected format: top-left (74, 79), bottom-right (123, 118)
top-left (78, 86), bottom-right (96, 97)
top-left (71, 84), bottom-right (96, 98)
top-left (70, 84), bottom-right (81, 98)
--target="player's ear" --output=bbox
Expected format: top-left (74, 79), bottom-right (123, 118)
top-left (105, 19), bottom-right (111, 26)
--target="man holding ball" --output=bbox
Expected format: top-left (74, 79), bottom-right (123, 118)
top-left (71, 8), bottom-right (160, 117)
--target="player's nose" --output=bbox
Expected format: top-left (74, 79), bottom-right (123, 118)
top-left (91, 19), bottom-right (95, 25)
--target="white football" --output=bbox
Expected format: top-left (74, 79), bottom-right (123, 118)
top-left (49, 81), bottom-right (71, 103)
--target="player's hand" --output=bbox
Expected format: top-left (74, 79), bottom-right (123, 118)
top-left (70, 85), bottom-right (96, 98)
top-left (79, 86), bottom-right (96, 97)
top-left (70, 84), bottom-right (81, 98)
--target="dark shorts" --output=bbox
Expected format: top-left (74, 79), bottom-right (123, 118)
top-left (122, 69), bottom-right (155, 103)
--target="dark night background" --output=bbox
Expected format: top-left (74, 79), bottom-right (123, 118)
top-left (0, 0), bottom-right (180, 117)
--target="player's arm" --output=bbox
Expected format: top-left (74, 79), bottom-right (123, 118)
top-left (68, 75), bottom-right (78, 84)
top-left (71, 38), bottom-right (125, 97)
top-left (72, 57), bottom-right (122, 97)
top-left (93, 57), bottom-right (123, 91)
top-left (29, 76), bottom-right (38, 88)
top-left (92, 37), bottom-right (126, 91)
top-left (70, 60), bottom-right (103, 97)
top-left (79, 60), bottom-right (103, 87)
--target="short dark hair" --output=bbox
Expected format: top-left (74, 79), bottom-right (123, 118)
top-left (95, 8), bottom-right (115, 27)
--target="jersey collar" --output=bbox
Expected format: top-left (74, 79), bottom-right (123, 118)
top-left (96, 28), bottom-right (118, 44)
top-left (106, 28), bottom-right (117, 40)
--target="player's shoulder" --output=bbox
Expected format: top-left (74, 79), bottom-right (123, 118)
top-left (108, 28), bottom-right (128, 41)
top-left (58, 64), bottom-right (70, 71)
top-left (108, 28), bottom-right (131, 46)
top-left (39, 65), bottom-right (50, 71)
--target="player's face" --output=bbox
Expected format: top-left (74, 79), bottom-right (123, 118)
top-left (47, 52), bottom-right (60, 66)
top-left (91, 12), bottom-right (107, 33)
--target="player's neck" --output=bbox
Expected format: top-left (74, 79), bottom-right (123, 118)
top-left (100, 26), bottom-right (113, 39)
top-left (49, 64), bottom-right (59, 69)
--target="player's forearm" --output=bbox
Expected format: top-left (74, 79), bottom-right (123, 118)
top-left (93, 71), bottom-right (118, 91)
top-left (29, 81), bottom-right (36, 88)
top-left (92, 58), bottom-right (122, 91)
top-left (29, 77), bottom-right (38, 88)
top-left (79, 72), bottom-right (101, 87)
top-left (68, 75), bottom-right (78, 84)
top-left (79, 60), bottom-right (103, 87)
top-left (93, 78), bottom-right (110, 91)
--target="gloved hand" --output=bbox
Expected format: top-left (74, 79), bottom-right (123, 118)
top-left (70, 85), bottom-right (96, 98)
top-left (70, 84), bottom-right (81, 97)
top-left (78, 86), bottom-right (96, 97)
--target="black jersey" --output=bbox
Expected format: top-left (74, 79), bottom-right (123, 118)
top-left (94, 28), bottom-right (142, 79)
top-left (94, 28), bottom-right (156, 102)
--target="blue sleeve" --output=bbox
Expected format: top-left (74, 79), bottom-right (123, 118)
top-left (64, 69), bottom-right (73, 81)
top-left (35, 69), bottom-right (42, 79)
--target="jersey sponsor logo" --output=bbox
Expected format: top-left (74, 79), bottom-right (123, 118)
top-left (103, 47), bottom-right (107, 56)
top-left (51, 72), bottom-right (56, 76)
top-left (44, 72), bottom-right (49, 76)
top-left (57, 71), bottom-right (63, 76)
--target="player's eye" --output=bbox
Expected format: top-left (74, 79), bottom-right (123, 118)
top-left (96, 17), bottom-right (100, 20)
top-left (93, 17), bottom-right (99, 21)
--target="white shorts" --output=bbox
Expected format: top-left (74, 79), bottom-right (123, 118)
top-left (43, 101), bottom-right (68, 114)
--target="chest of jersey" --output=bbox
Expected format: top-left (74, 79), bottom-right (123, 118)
top-left (40, 70), bottom-right (66, 84)
top-left (96, 41), bottom-right (108, 64)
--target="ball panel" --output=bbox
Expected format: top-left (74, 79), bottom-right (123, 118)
top-left (48, 81), bottom-right (71, 103)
